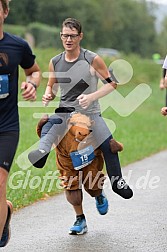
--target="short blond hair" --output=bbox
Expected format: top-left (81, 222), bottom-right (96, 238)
top-left (0, 0), bottom-right (11, 11)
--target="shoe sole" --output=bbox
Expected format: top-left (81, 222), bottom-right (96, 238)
top-left (69, 226), bottom-right (88, 235)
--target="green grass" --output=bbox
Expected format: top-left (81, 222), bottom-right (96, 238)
top-left (7, 50), bottom-right (167, 209)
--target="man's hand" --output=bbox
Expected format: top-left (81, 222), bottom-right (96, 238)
top-left (77, 94), bottom-right (94, 109)
top-left (21, 81), bottom-right (37, 101)
top-left (42, 94), bottom-right (53, 106)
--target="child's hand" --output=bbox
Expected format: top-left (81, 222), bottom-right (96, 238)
top-left (42, 94), bottom-right (53, 106)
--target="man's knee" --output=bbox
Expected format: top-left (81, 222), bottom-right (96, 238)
top-left (0, 167), bottom-right (8, 199)
top-left (65, 189), bottom-right (82, 206)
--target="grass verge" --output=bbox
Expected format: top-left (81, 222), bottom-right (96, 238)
top-left (7, 50), bottom-right (167, 209)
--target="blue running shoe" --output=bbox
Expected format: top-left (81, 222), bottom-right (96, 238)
top-left (69, 217), bottom-right (88, 235)
top-left (0, 201), bottom-right (13, 247)
top-left (95, 192), bottom-right (108, 215)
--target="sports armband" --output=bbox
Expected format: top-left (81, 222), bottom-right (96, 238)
top-left (101, 77), bottom-right (114, 84)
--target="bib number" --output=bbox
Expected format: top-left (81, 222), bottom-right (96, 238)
top-left (0, 74), bottom-right (9, 99)
top-left (70, 145), bottom-right (95, 170)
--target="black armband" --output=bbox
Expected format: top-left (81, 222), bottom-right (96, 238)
top-left (101, 77), bottom-right (114, 84)
top-left (163, 68), bottom-right (166, 78)
top-left (28, 81), bottom-right (37, 90)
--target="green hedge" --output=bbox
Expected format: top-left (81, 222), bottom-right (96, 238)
top-left (27, 22), bottom-right (62, 49)
top-left (4, 24), bottom-right (26, 38)
top-left (4, 23), bottom-right (62, 49)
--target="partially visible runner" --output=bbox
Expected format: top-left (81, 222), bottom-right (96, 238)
top-left (0, 0), bottom-right (40, 247)
top-left (159, 55), bottom-right (167, 106)
top-left (160, 55), bottom-right (167, 115)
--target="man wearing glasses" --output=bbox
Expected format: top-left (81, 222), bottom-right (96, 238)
top-left (28, 17), bottom-right (133, 234)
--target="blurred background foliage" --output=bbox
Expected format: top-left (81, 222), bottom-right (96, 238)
top-left (4, 0), bottom-right (167, 58)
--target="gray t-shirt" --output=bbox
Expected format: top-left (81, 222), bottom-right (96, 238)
top-left (52, 48), bottom-right (101, 114)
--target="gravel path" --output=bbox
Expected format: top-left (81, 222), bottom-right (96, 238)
top-left (1, 150), bottom-right (167, 252)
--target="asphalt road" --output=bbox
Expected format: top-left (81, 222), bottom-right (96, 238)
top-left (1, 150), bottom-right (167, 252)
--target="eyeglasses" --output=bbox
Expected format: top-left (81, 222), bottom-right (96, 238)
top-left (60, 33), bottom-right (79, 40)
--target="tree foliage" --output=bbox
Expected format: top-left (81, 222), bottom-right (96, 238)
top-left (157, 17), bottom-right (167, 57)
top-left (6, 0), bottom-right (160, 57)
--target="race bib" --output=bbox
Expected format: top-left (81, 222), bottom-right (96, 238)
top-left (70, 145), bottom-right (95, 170)
top-left (0, 74), bottom-right (9, 99)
